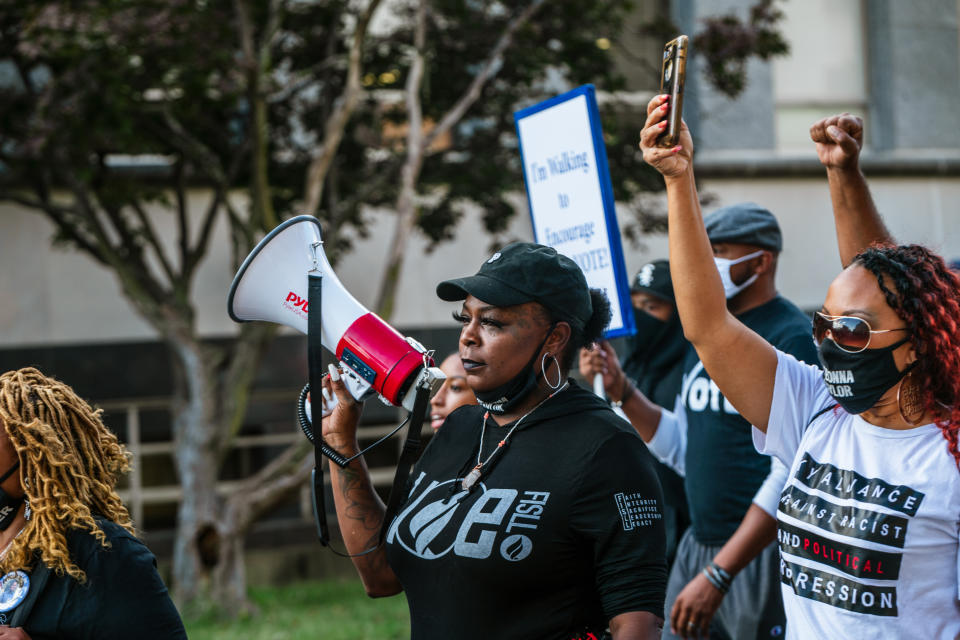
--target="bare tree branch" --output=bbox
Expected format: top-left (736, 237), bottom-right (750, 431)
top-left (59, 175), bottom-right (123, 265)
top-left (423, 0), bottom-right (546, 150)
top-left (225, 441), bottom-right (313, 531)
top-left (266, 57), bottom-right (343, 104)
top-left (373, 0), bottom-right (427, 318)
top-left (233, 0), bottom-right (279, 229)
top-left (232, 0), bottom-right (256, 68)
top-left (185, 139), bottom-right (250, 279)
top-left (374, 0), bottom-right (546, 317)
top-left (258, 0), bottom-right (284, 72)
top-left (174, 159), bottom-right (190, 277)
top-left (160, 110), bottom-right (228, 185)
top-left (302, 0), bottom-right (383, 216)
top-left (224, 198), bottom-right (253, 270)
top-left (0, 191), bottom-right (104, 261)
top-left (129, 199), bottom-right (178, 286)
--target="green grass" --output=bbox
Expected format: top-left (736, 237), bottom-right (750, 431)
top-left (185, 578), bottom-right (410, 640)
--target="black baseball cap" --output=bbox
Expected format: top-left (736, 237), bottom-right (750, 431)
top-left (630, 259), bottom-right (674, 302)
top-left (703, 202), bottom-right (783, 252)
top-left (436, 242), bottom-right (593, 331)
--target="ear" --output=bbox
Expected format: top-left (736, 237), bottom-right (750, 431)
top-left (753, 250), bottom-right (776, 276)
top-left (903, 341), bottom-right (917, 366)
top-left (544, 322), bottom-right (572, 359)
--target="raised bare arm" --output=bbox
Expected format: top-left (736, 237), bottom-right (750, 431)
top-left (810, 113), bottom-right (894, 266)
top-left (638, 95), bottom-right (778, 432)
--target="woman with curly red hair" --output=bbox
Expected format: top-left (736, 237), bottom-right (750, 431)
top-left (640, 95), bottom-right (960, 639)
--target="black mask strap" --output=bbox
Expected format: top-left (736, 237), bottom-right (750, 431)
top-left (474, 322), bottom-right (557, 414)
top-left (0, 461), bottom-right (19, 485)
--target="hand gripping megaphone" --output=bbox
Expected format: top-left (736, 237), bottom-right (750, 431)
top-left (228, 215), bottom-right (445, 550)
top-left (227, 215), bottom-right (445, 414)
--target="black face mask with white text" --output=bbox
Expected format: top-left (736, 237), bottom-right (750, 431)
top-left (474, 325), bottom-right (556, 415)
top-left (817, 337), bottom-right (914, 415)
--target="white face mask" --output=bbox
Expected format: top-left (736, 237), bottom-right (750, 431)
top-left (714, 249), bottom-right (765, 299)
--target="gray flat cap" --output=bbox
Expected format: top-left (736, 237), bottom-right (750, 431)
top-left (703, 202), bottom-right (782, 252)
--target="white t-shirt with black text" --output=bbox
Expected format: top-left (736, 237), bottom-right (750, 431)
top-left (753, 350), bottom-right (960, 639)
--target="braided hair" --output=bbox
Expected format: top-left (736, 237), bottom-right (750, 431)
top-left (0, 368), bottom-right (133, 581)
top-left (852, 244), bottom-right (960, 470)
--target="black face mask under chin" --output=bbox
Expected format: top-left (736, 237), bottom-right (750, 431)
top-left (474, 325), bottom-right (557, 415)
top-left (0, 460), bottom-right (23, 531)
top-left (817, 336), bottom-right (916, 415)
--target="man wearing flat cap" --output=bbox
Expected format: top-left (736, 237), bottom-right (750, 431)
top-left (586, 203), bottom-right (818, 640)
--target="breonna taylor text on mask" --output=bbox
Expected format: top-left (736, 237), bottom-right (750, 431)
top-left (823, 367), bottom-right (855, 398)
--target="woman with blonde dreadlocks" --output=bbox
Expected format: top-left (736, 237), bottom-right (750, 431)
top-left (0, 368), bottom-right (186, 640)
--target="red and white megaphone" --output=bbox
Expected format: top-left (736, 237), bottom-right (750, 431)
top-left (228, 215), bottom-right (445, 413)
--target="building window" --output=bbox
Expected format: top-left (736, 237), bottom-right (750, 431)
top-left (771, 0), bottom-right (867, 151)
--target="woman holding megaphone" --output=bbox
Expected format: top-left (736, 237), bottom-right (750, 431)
top-left (322, 242), bottom-right (668, 640)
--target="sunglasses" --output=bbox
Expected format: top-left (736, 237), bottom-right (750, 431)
top-left (813, 312), bottom-right (909, 353)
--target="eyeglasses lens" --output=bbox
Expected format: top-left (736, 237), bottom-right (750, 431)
top-left (813, 314), bottom-right (870, 352)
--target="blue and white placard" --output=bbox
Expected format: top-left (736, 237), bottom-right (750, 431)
top-left (514, 85), bottom-right (635, 338)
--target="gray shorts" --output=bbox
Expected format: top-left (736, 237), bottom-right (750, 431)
top-left (660, 528), bottom-right (785, 640)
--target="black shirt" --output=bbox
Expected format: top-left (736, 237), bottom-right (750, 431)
top-left (385, 381), bottom-right (667, 640)
top-left (3, 518), bottom-right (186, 639)
top-left (682, 295), bottom-right (818, 545)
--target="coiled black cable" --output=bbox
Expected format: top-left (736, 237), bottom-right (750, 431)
top-left (297, 382), bottom-right (411, 469)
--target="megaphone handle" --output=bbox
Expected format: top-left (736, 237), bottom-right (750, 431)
top-left (311, 461), bottom-right (330, 545)
top-left (307, 272), bottom-right (334, 545)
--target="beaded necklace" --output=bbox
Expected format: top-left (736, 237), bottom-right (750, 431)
top-left (461, 381), bottom-right (569, 491)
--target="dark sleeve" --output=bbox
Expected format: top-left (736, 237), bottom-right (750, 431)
top-left (777, 332), bottom-right (820, 367)
top-left (63, 533), bottom-right (187, 640)
top-left (568, 429), bottom-right (668, 621)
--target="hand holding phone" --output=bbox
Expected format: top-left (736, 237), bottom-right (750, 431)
top-left (658, 35), bottom-right (688, 148)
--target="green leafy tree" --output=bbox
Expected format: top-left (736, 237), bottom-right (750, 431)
top-left (0, 0), bottom-right (786, 615)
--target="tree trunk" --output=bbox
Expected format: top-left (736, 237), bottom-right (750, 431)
top-left (213, 441), bottom-right (314, 614)
top-left (211, 512), bottom-right (253, 617)
top-left (168, 337), bottom-right (224, 609)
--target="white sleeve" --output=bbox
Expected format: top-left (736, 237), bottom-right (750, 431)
top-left (752, 349), bottom-right (834, 467)
top-left (751, 456), bottom-right (789, 518)
top-left (646, 394), bottom-right (687, 477)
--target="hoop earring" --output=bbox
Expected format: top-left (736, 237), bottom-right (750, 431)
top-left (541, 352), bottom-right (562, 391)
top-left (897, 372), bottom-right (925, 426)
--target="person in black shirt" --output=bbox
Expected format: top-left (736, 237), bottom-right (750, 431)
top-left (322, 242), bottom-right (667, 640)
top-left (0, 368), bottom-right (186, 640)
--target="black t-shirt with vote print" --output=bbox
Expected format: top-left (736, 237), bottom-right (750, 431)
top-left (385, 381), bottom-right (667, 640)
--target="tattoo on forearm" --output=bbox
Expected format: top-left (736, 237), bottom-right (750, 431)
top-left (338, 467), bottom-right (381, 523)
top-left (334, 465), bottom-right (392, 571)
